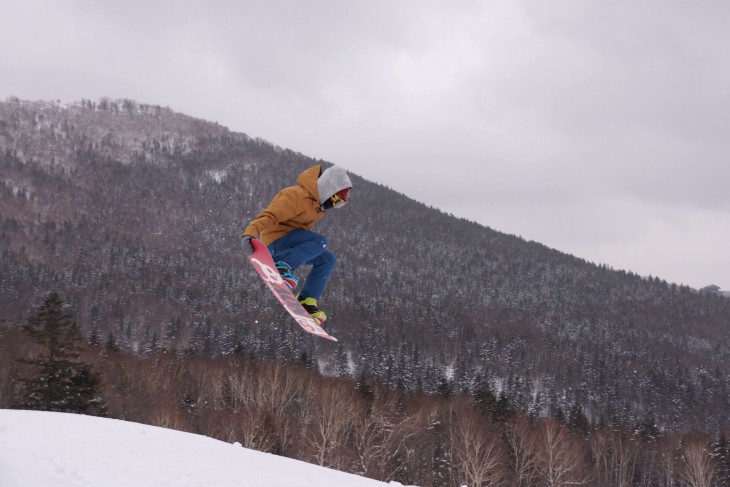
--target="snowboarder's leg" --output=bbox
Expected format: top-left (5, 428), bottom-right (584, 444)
top-left (296, 249), bottom-right (336, 325)
top-left (268, 230), bottom-right (336, 297)
top-left (298, 248), bottom-right (336, 300)
top-left (268, 229), bottom-right (329, 270)
top-left (268, 230), bottom-right (336, 324)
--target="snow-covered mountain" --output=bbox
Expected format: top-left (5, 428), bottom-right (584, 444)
top-left (3, 98), bottom-right (730, 435)
top-left (0, 410), bottom-right (416, 487)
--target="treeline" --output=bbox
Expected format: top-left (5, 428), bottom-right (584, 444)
top-left (2, 296), bottom-right (730, 487)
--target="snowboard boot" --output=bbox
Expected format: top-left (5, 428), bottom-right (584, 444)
top-left (275, 261), bottom-right (298, 290)
top-left (298, 297), bottom-right (327, 325)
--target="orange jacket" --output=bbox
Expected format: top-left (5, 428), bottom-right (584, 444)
top-left (242, 165), bottom-right (326, 245)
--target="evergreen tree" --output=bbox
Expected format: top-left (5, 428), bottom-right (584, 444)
top-left (331, 344), bottom-right (350, 378)
top-left (88, 324), bottom-right (101, 346)
top-left (436, 373), bottom-right (451, 399)
top-left (714, 433), bottom-right (730, 487)
top-left (567, 402), bottom-right (590, 435)
top-left (105, 331), bottom-right (120, 353)
top-left (15, 292), bottom-right (107, 416)
top-left (473, 384), bottom-right (513, 424)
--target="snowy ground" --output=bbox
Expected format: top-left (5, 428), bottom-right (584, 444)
top-left (0, 410), bottom-right (416, 487)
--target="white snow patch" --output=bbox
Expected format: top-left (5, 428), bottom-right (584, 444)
top-left (206, 169), bottom-right (227, 183)
top-left (0, 409), bottom-right (418, 487)
top-left (2, 179), bottom-right (31, 198)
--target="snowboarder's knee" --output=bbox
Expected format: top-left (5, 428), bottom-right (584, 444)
top-left (313, 233), bottom-right (328, 249)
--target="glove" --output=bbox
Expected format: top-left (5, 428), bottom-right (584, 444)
top-left (241, 235), bottom-right (256, 256)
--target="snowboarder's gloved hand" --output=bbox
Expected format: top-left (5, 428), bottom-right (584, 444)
top-left (241, 235), bottom-right (255, 256)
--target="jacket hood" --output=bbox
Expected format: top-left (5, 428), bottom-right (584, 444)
top-left (317, 165), bottom-right (352, 203)
top-left (296, 165), bottom-right (323, 201)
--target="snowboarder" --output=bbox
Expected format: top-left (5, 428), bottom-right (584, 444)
top-left (241, 164), bottom-right (352, 325)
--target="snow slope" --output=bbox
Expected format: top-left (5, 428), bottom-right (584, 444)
top-left (0, 410), bottom-right (414, 487)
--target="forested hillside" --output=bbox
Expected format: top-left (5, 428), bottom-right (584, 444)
top-left (1, 97), bottom-right (729, 435)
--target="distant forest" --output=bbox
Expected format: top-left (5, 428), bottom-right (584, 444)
top-left (2, 299), bottom-right (729, 487)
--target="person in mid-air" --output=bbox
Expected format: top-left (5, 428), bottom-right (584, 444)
top-left (241, 164), bottom-right (352, 325)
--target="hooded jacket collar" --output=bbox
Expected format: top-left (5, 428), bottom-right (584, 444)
top-left (297, 165), bottom-right (323, 203)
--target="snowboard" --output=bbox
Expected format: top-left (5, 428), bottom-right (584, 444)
top-left (246, 238), bottom-right (337, 342)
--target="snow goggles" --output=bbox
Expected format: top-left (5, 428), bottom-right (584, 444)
top-left (330, 188), bottom-right (350, 209)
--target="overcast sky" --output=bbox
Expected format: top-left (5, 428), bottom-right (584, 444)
top-left (3, 0), bottom-right (729, 290)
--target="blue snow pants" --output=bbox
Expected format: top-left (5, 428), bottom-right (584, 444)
top-left (267, 229), bottom-right (337, 300)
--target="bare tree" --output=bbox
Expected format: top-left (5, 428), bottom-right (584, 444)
top-left (536, 417), bottom-right (591, 487)
top-left (150, 406), bottom-right (190, 431)
top-left (450, 407), bottom-right (506, 487)
top-left (225, 364), bottom-right (255, 413)
top-left (352, 403), bottom-right (395, 477)
top-left (231, 408), bottom-right (278, 453)
top-left (0, 324), bottom-right (28, 408)
top-left (303, 379), bottom-right (358, 469)
top-left (254, 361), bottom-right (305, 454)
top-left (352, 397), bottom-right (423, 482)
top-left (678, 437), bottom-right (716, 487)
top-left (505, 418), bottom-right (540, 487)
top-left (654, 436), bottom-right (679, 487)
top-left (590, 429), bottom-right (639, 487)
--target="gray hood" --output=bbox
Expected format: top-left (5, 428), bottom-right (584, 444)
top-left (317, 165), bottom-right (352, 203)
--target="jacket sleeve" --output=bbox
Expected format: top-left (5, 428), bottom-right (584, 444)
top-left (242, 188), bottom-right (302, 238)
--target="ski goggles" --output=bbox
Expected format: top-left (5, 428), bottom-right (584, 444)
top-left (330, 188), bottom-right (350, 209)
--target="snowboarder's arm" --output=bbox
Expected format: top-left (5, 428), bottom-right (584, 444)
top-left (240, 235), bottom-right (255, 256)
top-left (242, 188), bottom-right (302, 239)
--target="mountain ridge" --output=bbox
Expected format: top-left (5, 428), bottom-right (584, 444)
top-left (1, 97), bottom-right (729, 433)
